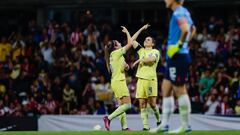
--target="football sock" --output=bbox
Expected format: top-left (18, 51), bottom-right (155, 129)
top-left (152, 105), bottom-right (161, 123)
top-left (108, 103), bottom-right (131, 120)
top-left (178, 94), bottom-right (191, 128)
top-left (119, 112), bottom-right (128, 129)
top-left (161, 96), bottom-right (174, 127)
top-left (141, 108), bottom-right (149, 129)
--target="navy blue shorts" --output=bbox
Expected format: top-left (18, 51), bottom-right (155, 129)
top-left (164, 54), bottom-right (191, 85)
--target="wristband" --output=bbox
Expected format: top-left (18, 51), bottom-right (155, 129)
top-left (178, 41), bottom-right (183, 48)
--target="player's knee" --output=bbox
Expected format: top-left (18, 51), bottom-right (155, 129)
top-left (139, 102), bottom-right (147, 109)
top-left (140, 104), bottom-right (146, 109)
top-left (125, 103), bottom-right (132, 109)
top-left (174, 86), bottom-right (187, 97)
top-left (149, 102), bottom-right (156, 109)
top-left (121, 96), bottom-right (131, 104)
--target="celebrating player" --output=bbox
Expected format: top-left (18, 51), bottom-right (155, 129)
top-left (150, 0), bottom-right (196, 133)
top-left (103, 26), bottom-right (133, 131)
top-left (131, 24), bottom-right (161, 131)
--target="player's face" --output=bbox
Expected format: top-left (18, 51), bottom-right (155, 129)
top-left (114, 40), bottom-right (122, 49)
top-left (144, 37), bottom-right (154, 48)
top-left (164, 0), bottom-right (174, 8)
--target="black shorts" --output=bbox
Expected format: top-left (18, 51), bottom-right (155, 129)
top-left (164, 54), bottom-right (191, 85)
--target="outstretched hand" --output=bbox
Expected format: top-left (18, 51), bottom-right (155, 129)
top-left (121, 26), bottom-right (129, 34)
top-left (142, 24), bottom-right (150, 30)
top-left (131, 59), bottom-right (141, 69)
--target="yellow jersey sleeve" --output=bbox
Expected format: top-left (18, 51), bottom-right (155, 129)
top-left (137, 47), bottom-right (145, 59)
top-left (110, 47), bottom-right (126, 81)
top-left (152, 49), bottom-right (160, 62)
top-left (112, 47), bottom-right (126, 60)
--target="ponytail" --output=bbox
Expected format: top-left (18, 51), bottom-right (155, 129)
top-left (104, 45), bottom-right (111, 73)
top-left (104, 40), bottom-right (115, 73)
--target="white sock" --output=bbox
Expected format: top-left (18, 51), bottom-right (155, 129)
top-left (161, 96), bottom-right (174, 127)
top-left (178, 94), bottom-right (191, 128)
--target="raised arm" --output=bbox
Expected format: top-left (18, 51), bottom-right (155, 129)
top-left (132, 24), bottom-right (150, 41)
top-left (121, 26), bottom-right (133, 52)
top-left (132, 24), bottom-right (150, 48)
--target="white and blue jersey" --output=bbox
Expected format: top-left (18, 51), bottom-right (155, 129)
top-left (167, 6), bottom-right (194, 55)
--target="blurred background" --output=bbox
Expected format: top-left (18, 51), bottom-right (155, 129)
top-left (0, 0), bottom-right (239, 119)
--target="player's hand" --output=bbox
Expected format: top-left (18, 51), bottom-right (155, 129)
top-left (124, 63), bottom-right (130, 71)
top-left (121, 26), bottom-right (129, 34)
top-left (167, 41), bottom-right (183, 58)
top-left (142, 24), bottom-right (150, 30)
top-left (131, 59), bottom-right (140, 68)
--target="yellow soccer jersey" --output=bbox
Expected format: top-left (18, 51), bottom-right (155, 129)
top-left (235, 106), bottom-right (240, 115)
top-left (110, 47), bottom-right (126, 81)
top-left (0, 43), bottom-right (12, 62)
top-left (136, 48), bottom-right (160, 80)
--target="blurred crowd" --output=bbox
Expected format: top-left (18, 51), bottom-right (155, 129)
top-left (0, 12), bottom-right (239, 117)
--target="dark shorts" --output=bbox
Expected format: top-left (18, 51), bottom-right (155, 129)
top-left (164, 54), bottom-right (191, 85)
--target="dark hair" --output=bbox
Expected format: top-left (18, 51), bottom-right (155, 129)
top-left (176, 0), bottom-right (184, 4)
top-left (104, 40), bottom-right (117, 73)
top-left (146, 36), bottom-right (156, 46)
top-left (151, 37), bottom-right (156, 46)
top-left (106, 40), bottom-right (116, 54)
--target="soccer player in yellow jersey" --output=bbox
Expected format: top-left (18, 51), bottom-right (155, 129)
top-left (103, 26), bottom-right (133, 131)
top-left (131, 24), bottom-right (161, 130)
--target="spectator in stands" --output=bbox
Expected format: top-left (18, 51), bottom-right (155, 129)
top-left (83, 23), bottom-right (100, 52)
top-left (95, 101), bottom-right (106, 115)
top-left (219, 95), bottom-right (233, 115)
top-left (0, 37), bottom-right (12, 62)
top-left (0, 99), bottom-right (6, 116)
top-left (199, 68), bottom-right (215, 98)
top-left (44, 93), bottom-right (58, 114)
top-left (12, 42), bottom-right (25, 61)
top-left (0, 83), bottom-right (6, 95)
top-left (81, 44), bottom-right (96, 60)
top-left (86, 97), bottom-right (96, 114)
top-left (201, 35), bottom-right (219, 54)
top-left (62, 83), bottom-right (76, 113)
top-left (50, 24), bottom-right (65, 45)
top-left (188, 78), bottom-right (203, 113)
top-left (92, 75), bottom-right (112, 101)
top-left (26, 96), bottom-right (38, 115)
top-left (40, 42), bottom-right (55, 64)
top-left (204, 94), bottom-right (220, 115)
top-left (70, 27), bottom-right (83, 46)
top-left (78, 104), bottom-right (89, 115)
top-left (12, 33), bottom-right (26, 49)
top-left (235, 100), bottom-right (240, 115)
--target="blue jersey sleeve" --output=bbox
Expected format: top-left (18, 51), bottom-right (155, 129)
top-left (174, 8), bottom-right (193, 27)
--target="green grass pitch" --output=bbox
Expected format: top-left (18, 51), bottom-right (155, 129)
top-left (0, 131), bottom-right (240, 135)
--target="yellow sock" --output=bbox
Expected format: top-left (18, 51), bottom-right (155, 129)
top-left (141, 108), bottom-right (149, 129)
top-left (119, 112), bottom-right (127, 129)
top-left (108, 104), bottom-right (131, 120)
top-left (152, 106), bottom-right (161, 123)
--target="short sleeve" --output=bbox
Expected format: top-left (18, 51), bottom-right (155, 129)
top-left (149, 50), bottom-right (160, 62)
top-left (154, 50), bottom-right (160, 61)
top-left (112, 47), bottom-right (125, 59)
top-left (174, 9), bottom-right (189, 27)
top-left (137, 48), bottom-right (144, 57)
